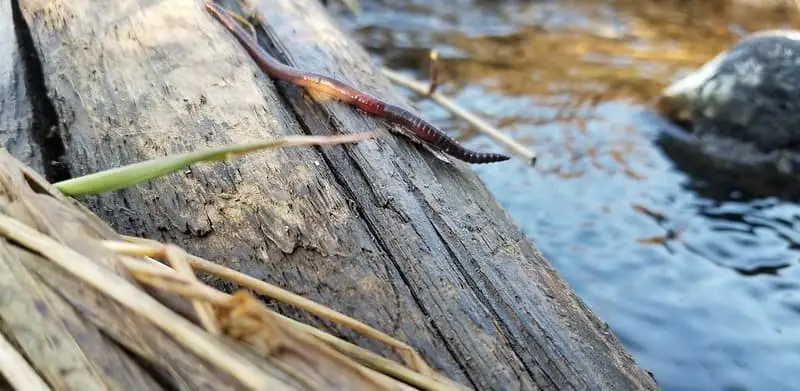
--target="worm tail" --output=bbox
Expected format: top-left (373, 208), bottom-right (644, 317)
top-left (383, 104), bottom-right (510, 164)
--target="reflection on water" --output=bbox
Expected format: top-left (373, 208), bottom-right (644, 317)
top-left (332, 0), bottom-right (800, 390)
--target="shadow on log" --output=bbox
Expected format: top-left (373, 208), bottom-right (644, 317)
top-left (3, 0), bottom-right (660, 389)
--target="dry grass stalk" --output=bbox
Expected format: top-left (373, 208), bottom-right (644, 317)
top-left (163, 244), bottom-right (220, 334)
top-left (273, 312), bottom-right (471, 391)
top-left (104, 239), bottom-right (469, 391)
top-left (0, 213), bottom-right (285, 390)
top-left (106, 237), bottom-right (433, 375)
top-left (217, 292), bottom-right (403, 390)
top-left (111, 243), bottom-right (427, 390)
top-left (427, 50), bottom-right (440, 95)
top-left (140, 267), bottom-right (463, 390)
top-left (0, 212), bottom-right (420, 390)
top-left (0, 331), bottom-right (52, 391)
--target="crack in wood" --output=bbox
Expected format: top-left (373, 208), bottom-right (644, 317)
top-left (10, 0), bottom-right (69, 183)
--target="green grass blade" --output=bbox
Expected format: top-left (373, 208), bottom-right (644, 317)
top-left (54, 133), bottom-right (376, 196)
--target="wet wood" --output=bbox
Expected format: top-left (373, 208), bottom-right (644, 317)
top-left (11, 0), bottom-right (660, 390)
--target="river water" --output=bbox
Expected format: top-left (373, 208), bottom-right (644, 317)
top-left (332, 1), bottom-right (800, 390)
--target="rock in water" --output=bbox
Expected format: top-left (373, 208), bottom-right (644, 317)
top-left (659, 30), bottom-right (800, 153)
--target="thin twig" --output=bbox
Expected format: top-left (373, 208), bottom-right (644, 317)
top-left (117, 254), bottom-right (441, 390)
top-left (381, 67), bottom-right (537, 165)
top-left (427, 49), bottom-right (440, 95)
top-left (164, 245), bottom-right (220, 334)
top-left (273, 312), bottom-right (471, 391)
top-left (0, 331), bottom-right (52, 391)
top-left (105, 238), bottom-right (432, 375)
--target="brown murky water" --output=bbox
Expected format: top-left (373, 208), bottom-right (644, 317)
top-left (331, 1), bottom-right (800, 390)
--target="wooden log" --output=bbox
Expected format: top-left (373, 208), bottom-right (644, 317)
top-left (12, 0), bottom-right (660, 389)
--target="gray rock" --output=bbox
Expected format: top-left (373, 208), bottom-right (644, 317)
top-left (659, 30), bottom-right (800, 152)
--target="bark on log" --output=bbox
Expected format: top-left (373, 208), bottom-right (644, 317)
top-left (8, 0), bottom-right (660, 389)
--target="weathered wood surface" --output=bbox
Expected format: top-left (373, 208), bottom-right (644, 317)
top-left (2, 3), bottom-right (169, 389)
top-left (0, 0), bottom-right (43, 173)
top-left (1, 3), bottom-right (347, 390)
top-left (9, 0), bottom-right (660, 389)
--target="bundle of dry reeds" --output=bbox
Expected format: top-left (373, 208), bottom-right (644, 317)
top-left (0, 149), bottom-right (466, 391)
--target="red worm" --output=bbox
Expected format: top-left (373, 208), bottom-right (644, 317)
top-left (205, 2), bottom-right (510, 164)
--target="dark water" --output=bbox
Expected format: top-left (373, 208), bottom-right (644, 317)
top-left (331, 1), bottom-right (800, 390)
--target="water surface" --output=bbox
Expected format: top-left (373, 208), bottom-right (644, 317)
top-left (332, 1), bottom-right (800, 390)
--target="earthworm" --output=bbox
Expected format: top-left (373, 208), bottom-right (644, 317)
top-left (205, 1), bottom-right (510, 164)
